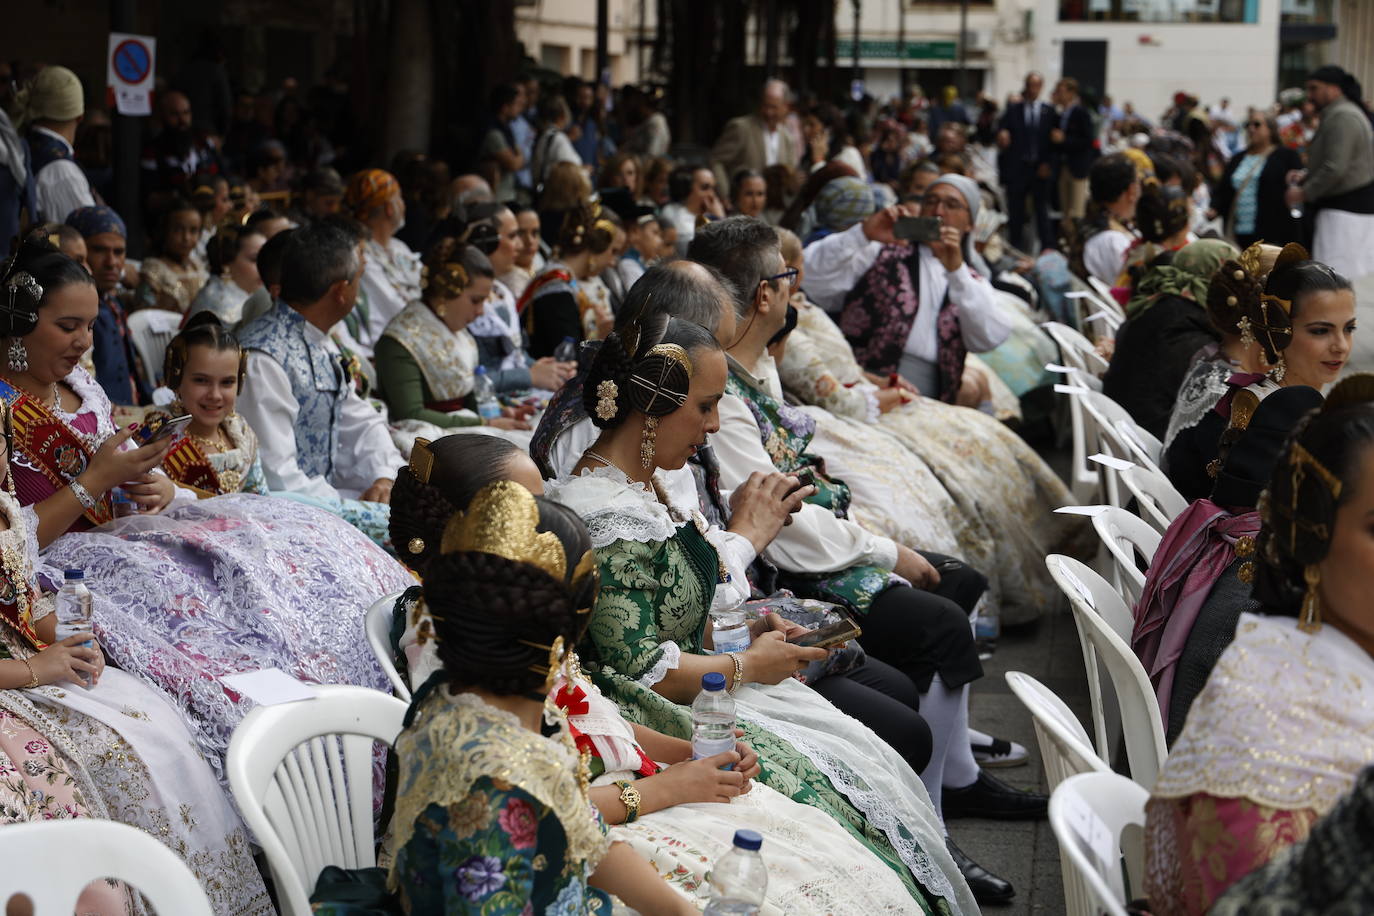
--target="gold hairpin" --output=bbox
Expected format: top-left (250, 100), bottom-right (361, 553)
top-left (410, 438), bottom-right (435, 484)
top-left (644, 343), bottom-right (693, 378)
top-left (440, 480), bottom-right (568, 583)
top-left (1236, 242), bottom-right (1265, 279)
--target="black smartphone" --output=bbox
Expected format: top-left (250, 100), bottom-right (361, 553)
top-left (138, 414), bottom-right (193, 444)
top-left (786, 468), bottom-right (816, 497)
top-left (787, 616), bottom-right (862, 650)
top-left (894, 216), bottom-right (942, 243)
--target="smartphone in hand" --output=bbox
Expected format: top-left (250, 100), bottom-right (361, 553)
top-left (786, 616), bottom-right (862, 650)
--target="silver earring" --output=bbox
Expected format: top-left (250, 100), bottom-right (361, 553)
top-left (6, 340), bottom-right (26, 373)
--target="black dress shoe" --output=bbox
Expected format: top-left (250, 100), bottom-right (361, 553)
top-left (946, 837), bottom-right (1015, 904)
top-left (943, 770), bottom-right (1049, 820)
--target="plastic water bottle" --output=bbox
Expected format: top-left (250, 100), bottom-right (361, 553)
top-left (473, 366), bottom-right (502, 421)
top-left (691, 672), bottom-right (736, 766)
top-left (974, 603), bottom-right (1000, 660)
top-left (110, 486), bottom-right (138, 517)
top-left (554, 335), bottom-right (578, 363)
top-left (711, 609), bottom-right (751, 655)
top-left (703, 830), bottom-right (768, 915)
top-left (53, 569), bottom-right (94, 688)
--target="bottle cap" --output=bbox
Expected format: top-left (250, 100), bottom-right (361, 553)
top-left (732, 829), bottom-right (763, 851)
top-left (475, 366), bottom-right (488, 375)
top-left (700, 671), bottom-right (726, 692)
top-left (562, 335), bottom-right (575, 342)
top-left (64, 569), bottom-right (84, 580)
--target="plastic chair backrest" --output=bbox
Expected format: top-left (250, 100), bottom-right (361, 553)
top-left (1046, 555), bottom-right (1168, 789)
top-left (364, 591), bottom-right (411, 700)
top-left (1006, 671), bottom-right (1113, 916)
top-left (1050, 772), bottom-right (1151, 916)
top-left (1044, 321), bottom-right (1111, 378)
top-left (227, 685), bottom-right (409, 916)
top-left (0, 819), bottom-right (213, 914)
top-left (1122, 464), bottom-right (1188, 535)
top-left (1086, 276), bottom-right (1127, 317)
top-left (1051, 368), bottom-right (1103, 504)
top-left (1091, 507), bottom-right (1162, 606)
top-left (125, 308), bottom-right (184, 390)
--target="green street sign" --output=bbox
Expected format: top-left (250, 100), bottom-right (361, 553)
top-left (833, 39), bottom-right (959, 60)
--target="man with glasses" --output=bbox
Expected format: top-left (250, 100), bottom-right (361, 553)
top-left (801, 174), bottom-right (1008, 403)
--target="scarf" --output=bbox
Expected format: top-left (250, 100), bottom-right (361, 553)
top-left (837, 244), bottom-right (966, 401)
top-left (1131, 498), bottom-right (1261, 717)
top-left (1125, 238), bottom-right (1238, 318)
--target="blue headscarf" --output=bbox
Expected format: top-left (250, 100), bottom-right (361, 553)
top-left (65, 205), bottom-right (127, 240)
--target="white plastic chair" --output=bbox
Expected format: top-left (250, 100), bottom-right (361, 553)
top-left (1091, 507), bottom-right (1162, 606)
top-left (1046, 555), bottom-right (1168, 789)
top-left (227, 685), bottom-right (409, 916)
top-left (1080, 390), bottom-right (1164, 476)
top-left (126, 308), bottom-right (184, 390)
top-left (1122, 464), bottom-right (1188, 535)
top-left (1043, 321), bottom-right (1111, 379)
top-left (364, 591), bottom-right (411, 700)
top-left (1050, 772), bottom-right (1151, 916)
top-left (0, 819), bottom-right (213, 914)
top-left (1086, 276), bottom-right (1127, 319)
top-left (1006, 672), bottom-right (1113, 916)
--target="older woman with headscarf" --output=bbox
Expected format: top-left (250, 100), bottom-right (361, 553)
top-left (1102, 238), bottom-right (1238, 438)
top-left (344, 167), bottom-right (421, 358)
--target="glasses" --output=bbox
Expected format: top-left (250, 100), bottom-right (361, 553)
top-left (763, 267), bottom-right (799, 288)
top-left (920, 193), bottom-right (967, 213)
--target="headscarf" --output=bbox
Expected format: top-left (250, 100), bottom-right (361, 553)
top-left (14, 66), bottom-right (84, 130)
top-left (813, 176), bottom-right (875, 233)
top-left (928, 174), bottom-right (981, 226)
top-left (344, 169), bottom-right (400, 218)
top-left (1125, 238), bottom-right (1238, 318)
top-left (65, 205), bottom-right (127, 240)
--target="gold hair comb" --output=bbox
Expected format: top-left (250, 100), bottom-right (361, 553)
top-left (410, 437), bottom-right (435, 484)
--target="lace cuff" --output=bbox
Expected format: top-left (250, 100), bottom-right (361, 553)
top-left (856, 383), bottom-right (882, 424)
top-left (638, 641), bottom-right (682, 688)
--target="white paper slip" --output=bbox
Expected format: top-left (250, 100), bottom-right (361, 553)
top-left (1089, 453), bottom-right (1135, 472)
top-left (222, 668), bottom-right (318, 706)
top-left (1065, 290), bottom-right (1091, 299)
top-left (1085, 310), bottom-right (1115, 323)
top-left (1054, 384), bottom-right (1091, 395)
top-left (1059, 565), bottom-right (1098, 609)
top-left (1055, 505), bottom-right (1109, 517)
top-left (1045, 363), bottom-right (1074, 374)
top-left (1059, 790), bottom-right (1118, 868)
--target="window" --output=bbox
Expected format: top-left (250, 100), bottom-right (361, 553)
top-left (1058, 0), bottom-right (1259, 22)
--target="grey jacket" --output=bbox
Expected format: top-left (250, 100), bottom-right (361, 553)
top-left (1303, 96), bottom-right (1374, 204)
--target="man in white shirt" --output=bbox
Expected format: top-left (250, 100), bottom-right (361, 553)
top-left (20, 66), bottom-right (95, 224)
top-left (710, 79), bottom-right (799, 197)
top-left (802, 174), bottom-right (1010, 401)
top-left (1079, 152), bottom-right (1142, 285)
top-left (238, 220), bottom-right (404, 523)
top-left (342, 168), bottom-right (421, 359)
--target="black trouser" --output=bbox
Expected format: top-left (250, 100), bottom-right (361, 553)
top-left (1005, 170), bottom-right (1054, 252)
top-left (812, 656), bottom-right (933, 774)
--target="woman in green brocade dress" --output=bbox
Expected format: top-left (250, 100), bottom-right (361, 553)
top-left (547, 315), bottom-right (977, 914)
top-left (387, 481), bottom-right (697, 916)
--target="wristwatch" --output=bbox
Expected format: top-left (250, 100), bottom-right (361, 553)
top-left (615, 779), bottom-right (641, 823)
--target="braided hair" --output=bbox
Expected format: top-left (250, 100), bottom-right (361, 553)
top-left (419, 234), bottom-right (494, 304)
top-left (0, 229), bottom-right (93, 338)
top-left (163, 312), bottom-right (247, 392)
top-left (388, 435), bottom-right (526, 575)
top-left (423, 492), bottom-right (597, 696)
top-left (1207, 258), bottom-right (1266, 338)
top-left (1239, 249), bottom-right (1350, 366)
top-left (1135, 179), bottom-right (1190, 244)
top-left (582, 312), bottom-right (721, 430)
top-left (1255, 400), bottom-right (1374, 617)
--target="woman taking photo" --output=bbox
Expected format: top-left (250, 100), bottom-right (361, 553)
top-left (1210, 110), bottom-right (1304, 249)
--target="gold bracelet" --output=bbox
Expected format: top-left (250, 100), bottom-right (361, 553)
top-left (727, 652), bottom-right (744, 693)
top-left (20, 658), bottom-right (38, 689)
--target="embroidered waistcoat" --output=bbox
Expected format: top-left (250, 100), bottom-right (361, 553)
top-left (239, 301), bottom-right (345, 478)
top-left (26, 129), bottom-right (73, 176)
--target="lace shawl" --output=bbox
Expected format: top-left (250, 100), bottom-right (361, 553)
top-left (1152, 613), bottom-right (1374, 814)
top-left (1163, 347), bottom-right (1233, 453)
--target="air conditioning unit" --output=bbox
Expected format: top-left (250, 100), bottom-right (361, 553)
top-left (962, 29), bottom-right (992, 52)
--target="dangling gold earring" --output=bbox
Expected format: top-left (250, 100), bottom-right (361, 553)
top-left (434, 301), bottom-right (447, 318)
top-left (1299, 564), bottom-right (1322, 632)
top-left (640, 415), bottom-right (658, 469)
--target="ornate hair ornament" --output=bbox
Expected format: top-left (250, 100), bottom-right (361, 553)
top-left (409, 437), bottom-right (435, 484)
top-left (594, 379), bottom-right (620, 420)
top-left (421, 261), bottom-right (469, 297)
top-left (629, 343), bottom-right (694, 412)
top-left (4, 272), bottom-right (41, 317)
top-left (1236, 241), bottom-right (1266, 279)
top-left (439, 480), bottom-right (597, 607)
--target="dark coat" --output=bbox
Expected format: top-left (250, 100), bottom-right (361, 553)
top-left (1210, 145), bottom-right (1305, 246)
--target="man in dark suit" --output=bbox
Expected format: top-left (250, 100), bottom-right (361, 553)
top-left (1051, 77), bottom-right (1098, 226)
top-left (996, 72), bottom-right (1056, 251)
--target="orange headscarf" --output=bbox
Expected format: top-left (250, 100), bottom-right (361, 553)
top-left (345, 169), bottom-right (400, 218)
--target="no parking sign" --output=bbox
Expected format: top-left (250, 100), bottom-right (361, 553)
top-left (107, 32), bottom-right (156, 116)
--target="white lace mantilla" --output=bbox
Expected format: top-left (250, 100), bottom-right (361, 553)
top-left (545, 466), bottom-right (688, 548)
top-left (1153, 613), bottom-right (1374, 815)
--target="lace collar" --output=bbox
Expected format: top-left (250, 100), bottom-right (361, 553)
top-left (545, 464), bottom-right (705, 549)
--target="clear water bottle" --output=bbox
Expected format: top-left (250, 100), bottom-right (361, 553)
top-left (53, 569), bottom-right (94, 688)
top-left (974, 603), bottom-right (1000, 660)
top-left (554, 335), bottom-right (578, 363)
top-left (703, 830), bottom-right (768, 915)
top-left (110, 486), bottom-right (138, 517)
top-left (691, 672), bottom-right (736, 767)
top-left (711, 609), bottom-right (751, 655)
top-left (473, 366), bottom-right (502, 421)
